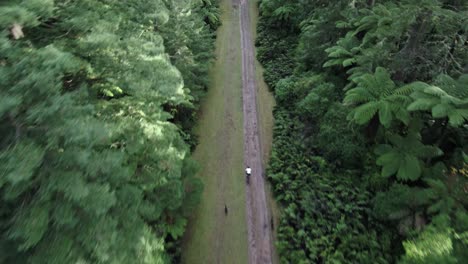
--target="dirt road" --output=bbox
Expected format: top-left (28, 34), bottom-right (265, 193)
top-left (238, 0), bottom-right (276, 263)
top-left (182, 0), bottom-right (275, 263)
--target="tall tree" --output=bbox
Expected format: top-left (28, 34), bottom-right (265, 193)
top-left (0, 0), bottom-right (217, 262)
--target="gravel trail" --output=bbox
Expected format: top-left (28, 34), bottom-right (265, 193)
top-left (238, 0), bottom-right (275, 263)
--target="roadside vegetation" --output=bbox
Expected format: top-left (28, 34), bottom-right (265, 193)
top-left (257, 0), bottom-right (467, 263)
top-left (0, 0), bottom-right (219, 263)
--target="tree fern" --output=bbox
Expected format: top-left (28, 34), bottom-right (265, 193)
top-left (272, 5), bottom-right (294, 22)
top-left (323, 32), bottom-right (360, 68)
top-left (344, 67), bottom-right (411, 127)
top-left (375, 132), bottom-right (443, 181)
top-left (352, 3), bottom-right (414, 46)
top-left (408, 74), bottom-right (468, 126)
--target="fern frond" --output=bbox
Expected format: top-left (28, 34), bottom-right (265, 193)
top-left (387, 133), bottom-right (403, 146)
top-left (353, 101), bottom-right (379, 124)
top-left (335, 20), bottom-right (350, 29)
top-left (328, 47), bottom-right (352, 58)
top-left (424, 85), bottom-right (448, 97)
top-left (394, 108), bottom-right (411, 125)
top-left (375, 144), bottom-right (392, 155)
top-left (434, 74), bottom-right (459, 95)
top-left (447, 109), bottom-right (468, 126)
top-left (344, 87), bottom-right (375, 105)
top-left (396, 82), bottom-right (428, 95)
top-left (407, 98), bottom-right (438, 111)
top-left (431, 103), bottom-right (451, 118)
top-left (272, 6), bottom-right (294, 21)
top-left (342, 58), bottom-right (356, 67)
top-left (389, 94), bottom-right (412, 105)
top-left (377, 16), bottom-right (392, 27)
top-left (379, 101), bottom-right (392, 127)
top-left (343, 82), bottom-right (356, 91)
top-left (397, 155), bottom-right (421, 181)
top-left (425, 178), bottom-right (447, 193)
top-left (418, 146), bottom-right (444, 159)
top-left (353, 15), bottom-right (378, 35)
top-left (347, 70), bottom-right (366, 83)
top-left (377, 152), bottom-right (400, 177)
top-left (323, 59), bottom-right (344, 68)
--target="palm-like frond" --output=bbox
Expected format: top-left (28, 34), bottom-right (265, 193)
top-left (407, 95), bottom-right (439, 111)
top-left (343, 87), bottom-right (375, 105)
top-left (272, 5), bottom-right (294, 22)
top-left (394, 82), bottom-right (428, 96)
top-left (353, 101), bottom-right (380, 125)
top-left (323, 33), bottom-right (360, 68)
top-left (375, 132), bottom-right (443, 181)
top-left (408, 74), bottom-right (468, 127)
top-left (344, 67), bottom-right (411, 127)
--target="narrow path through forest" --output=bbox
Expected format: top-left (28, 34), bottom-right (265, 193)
top-left (238, 0), bottom-right (275, 263)
top-left (182, 0), bottom-right (275, 263)
top-left (182, 1), bottom-right (247, 263)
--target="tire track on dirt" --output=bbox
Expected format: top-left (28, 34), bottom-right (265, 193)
top-left (238, 0), bottom-right (275, 263)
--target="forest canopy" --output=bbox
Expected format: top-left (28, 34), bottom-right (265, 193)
top-left (257, 0), bottom-right (467, 263)
top-left (0, 0), bottom-right (219, 263)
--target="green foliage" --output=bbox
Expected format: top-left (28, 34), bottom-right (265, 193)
top-left (325, 0), bottom-right (468, 83)
top-left (200, 0), bottom-right (221, 30)
top-left (256, 19), bottom-right (296, 89)
top-left (373, 183), bottom-right (433, 223)
top-left (0, 0), bottom-right (217, 262)
top-left (400, 215), bottom-right (458, 264)
top-left (258, 0), bottom-right (467, 262)
top-left (159, 0), bottom-right (220, 149)
top-left (268, 110), bottom-right (392, 263)
top-left (344, 67), bottom-right (411, 127)
top-left (271, 5), bottom-right (294, 22)
top-left (297, 77), bottom-right (339, 121)
top-left (316, 103), bottom-right (367, 168)
top-left (408, 74), bottom-right (468, 126)
top-left (274, 73), bottom-right (336, 110)
top-left (375, 132), bottom-right (443, 181)
top-left (323, 33), bottom-right (360, 68)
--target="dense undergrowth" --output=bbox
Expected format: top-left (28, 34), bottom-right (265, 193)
top-left (269, 110), bottom-right (394, 262)
top-left (0, 0), bottom-right (219, 263)
top-left (257, 0), bottom-right (467, 263)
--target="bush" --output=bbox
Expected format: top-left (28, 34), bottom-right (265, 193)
top-left (297, 80), bottom-right (337, 123)
top-left (267, 108), bottom-right (392, 263)
top-left (316, 103), bottom-right (366, 168)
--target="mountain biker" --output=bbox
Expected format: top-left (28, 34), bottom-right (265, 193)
top-left (245, 166), bottom-right (251, 184)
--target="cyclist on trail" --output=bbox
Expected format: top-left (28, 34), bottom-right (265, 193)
top-left (245, 166), bottom-right (251, 184)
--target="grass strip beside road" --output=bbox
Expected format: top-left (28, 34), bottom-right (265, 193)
top-left (181, 1), bottom-right (248, 263)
